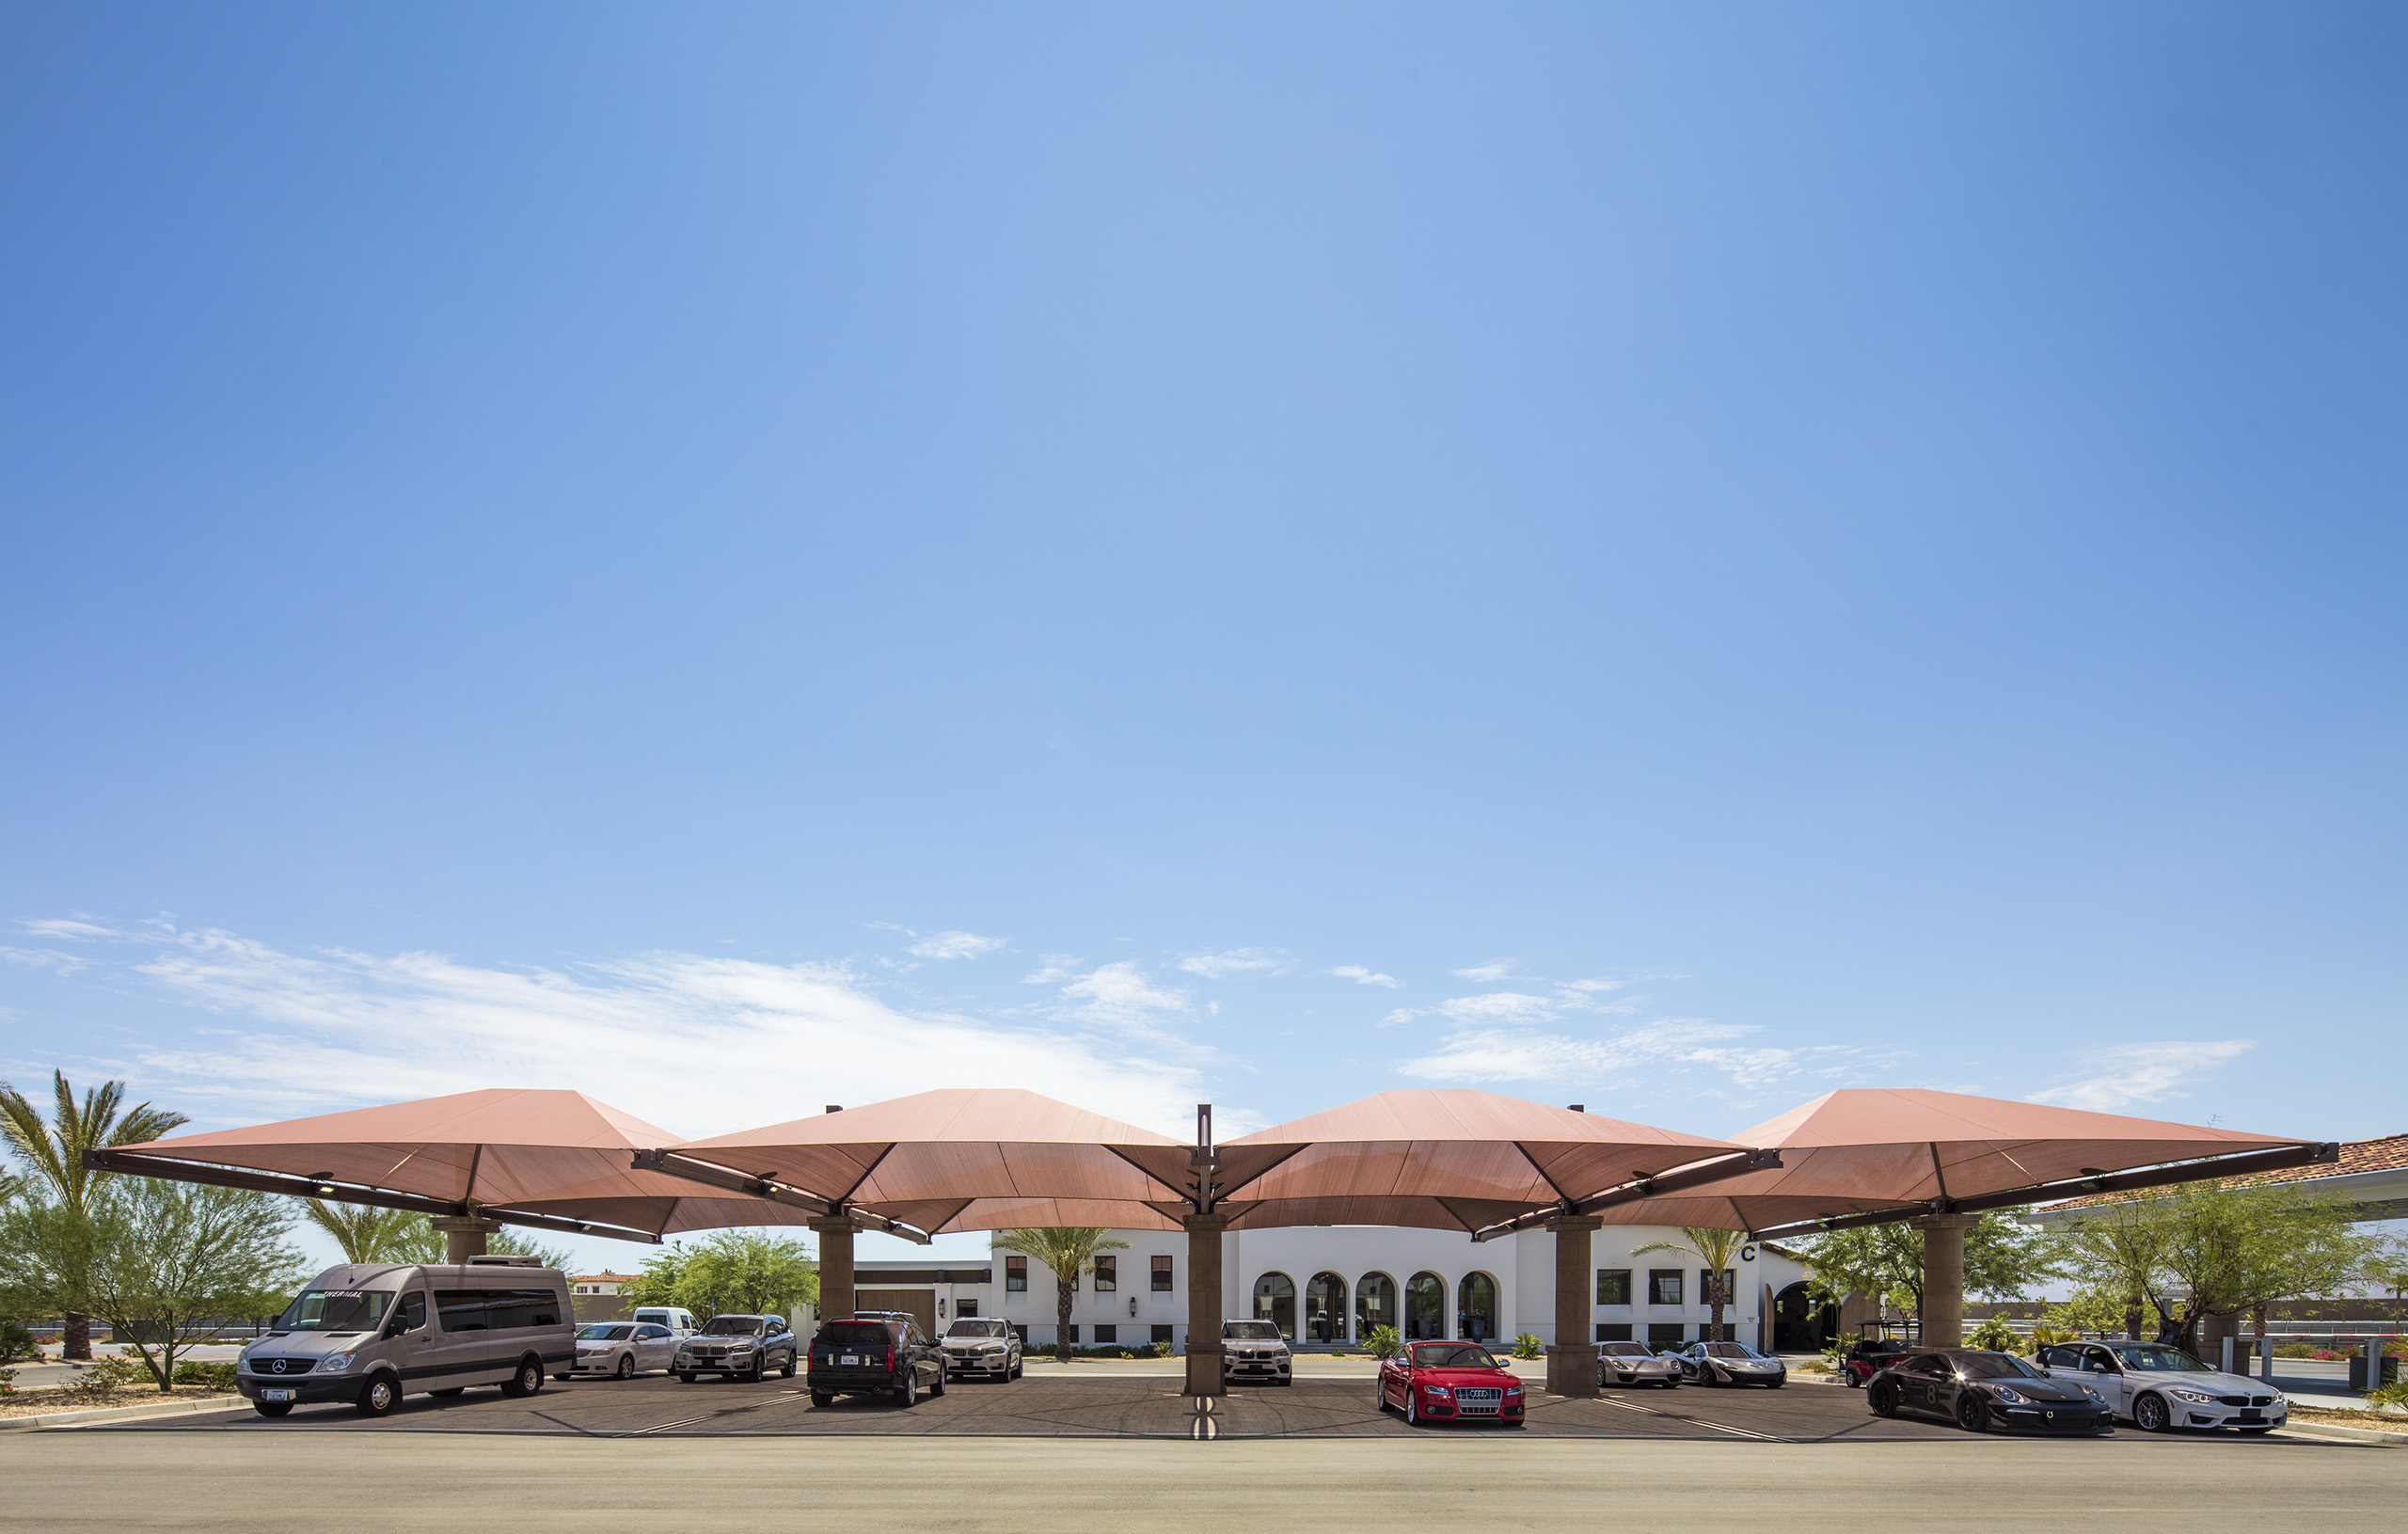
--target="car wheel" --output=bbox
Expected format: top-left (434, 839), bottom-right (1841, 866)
top-left (811, 1390), bottom-right (833, 1407)
top-left (895, 1370), bottom-right (918, 1408)
top-left (781, 1351), bottom-right (797, 1379)
top-left (930, 1367), bottom-right (946, 1398)
top-left (500, 1359), bottom-right (543, 1398)
top-left (253, 1400), bottom-right (293, 1418)
top-left (1375, 1378), bottom-right (1389, 1413)
top-left (429, 1387), bottom-right (464, 1399)
top-left (1868, 1379), bottom-right (1901, 1417)
top-left (679, 1372), bottom-right (696, 1384)
top-left (615, 1354), bottom-right (636, 1381)
top-left (1956, 1392), bottom-right (1991, 1433)
top-left (355, 1374), bottom-right (400, 1418)
top-left (2133, 1393), bottom-right (2172, 1432)
top-left (744, 1355), bottom-right (765, 1384)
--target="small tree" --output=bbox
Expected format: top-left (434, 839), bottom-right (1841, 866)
top-left (1793, 1212), bottom-right (2061, 1339)
top-left (992, 1227), bottom-right (1129, 1364)
top-left (1633, 1227), bottom-right (1749, 1342)
top-left (678, 1231), bottom-right (817, 1318)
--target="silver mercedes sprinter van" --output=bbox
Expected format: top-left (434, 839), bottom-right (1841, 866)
top-left (237, 1255), bottom-right (575, 1418)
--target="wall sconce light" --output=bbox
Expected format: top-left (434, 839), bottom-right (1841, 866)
top-left (938, 1297), bottom-right (948, 1319)
top-left (1129, 1297), bottom-right (1138, 1318)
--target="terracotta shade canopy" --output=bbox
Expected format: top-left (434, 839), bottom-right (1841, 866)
top-left (94, 1089), bottom-right (816, 1244)
top-left (1212, 1090), bottom-right (1766, 1234)
top-left (1486, 1088), bottom-right (2336, 1239)
top-left (669, 1089), bottom-right (1196, 1235)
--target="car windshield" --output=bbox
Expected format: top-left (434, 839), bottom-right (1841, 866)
top-left (2109, 1345), bottom-right (2207, 1373)
top-left (1601, 1343), bottom-right (1654, 1357)
top-left (578, 1323), bottom-right (635, 1341)
top-left (275, 1289), bottom-right (392, 1333)
top-left (945, 1321), bottom-right (1009, 1339)
top-left (1225, 1322), bottom-right (1283, 1341)
top-left (1699, 1343), bottom-right (1757, 1359)
top-left (702, 1316), bottom-right (764, 1336)
top-left (1409, 1344), bottom-right (1499, 1368)
top-left (1956, 1353), bottom-right (2046, 1381)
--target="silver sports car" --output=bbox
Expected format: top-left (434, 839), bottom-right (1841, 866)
top-left (1599, 1340), bottom-right (1682, 1388)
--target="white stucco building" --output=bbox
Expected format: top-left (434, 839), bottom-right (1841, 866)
top-left (855, 1225), bottom-right (1823, 1353)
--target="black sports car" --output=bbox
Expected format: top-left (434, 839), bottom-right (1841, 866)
top-left (1868, 1349), bottom-right (2113, 1434)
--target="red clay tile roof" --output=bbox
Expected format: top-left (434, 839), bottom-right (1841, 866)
top-left (2044, 1132), bottom-right (2407, 1210)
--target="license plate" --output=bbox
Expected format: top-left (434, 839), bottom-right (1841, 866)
top-left (840, 1354), bottom-right (860, 1366)
top-left (261, 1388), bottom-right (293, 1402)
top-left (2238, 1411), bottom-right (2262, 1423)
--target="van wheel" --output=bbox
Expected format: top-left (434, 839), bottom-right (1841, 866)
top-left (253, 1401), bottom-right (293, 1418)
top-left (500, 1358), bottom-right (543, 1398)
top-left (356, 1375), bottom-right (400, 1417)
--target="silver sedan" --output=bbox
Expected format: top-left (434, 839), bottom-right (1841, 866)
top-left (1599, 1340), bottom-right (1683, 1388)
top-left (561, 1321), bottom-right (677, 1380)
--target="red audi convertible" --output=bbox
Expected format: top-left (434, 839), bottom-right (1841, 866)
top-left (1377, 1342), bottom-right (1527, 1427)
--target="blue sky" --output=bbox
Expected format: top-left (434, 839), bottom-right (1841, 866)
top-left (3, 5), bottom-right (2402, 1271)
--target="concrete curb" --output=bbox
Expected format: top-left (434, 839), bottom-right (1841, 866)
top-left (2277, 1421), bottom-right (2408, 1447)
top-left (0, 1394), bottom-right (247, 1432)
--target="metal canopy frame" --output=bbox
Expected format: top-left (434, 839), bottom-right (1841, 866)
top-left (84, 1148), bottom-right (666, 1246)
top-left (628, 1148), bottom-right (933, 1245)
top-left (1742, 1140), bottom-right (2341, 1241)
top-left (1467, 1147), bottom-right (1785, 1242)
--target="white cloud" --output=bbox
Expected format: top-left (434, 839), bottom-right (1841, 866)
top-left (1178, 949), bottom-right (1286, 979)
top-left (1560, 978), bottom-right (1624, 993)
top-left (1021, 956), bottom-right (1084, 985)
top-left (1435, 991), bottom-right (1560, 1025)
top-left (44, 925), bottom-right (1207, 1141)
top-left (1451, 958), bottom-right (1517, 982)
top-left (905, 930), bottom-right (1007, 961)
top-left (19, 917), bottom-right (116, 940)
top-left (1, 946), bottom-right (88, 976)
top-left (2025, 1040), bottom-right (2255, 1112)
top-left (1398, 1018), bottom-right (1844, 1093)
top-left (1055, 960), bottom-right (1194, 1039)
top-left (1329, 965), bottom-right (1401, 988)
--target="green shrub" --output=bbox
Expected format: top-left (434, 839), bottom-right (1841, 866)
top-left (2366, 1379), bottom-right (2408, 1413)
top-left (0, 1321), bottom-right (36, 1362)
top-left (68, 1355), bottom-right (149, 1400)
top-left (1511, 1334), bottom-right (1545, 1360)
top-left (1363, 1325), bottom-right (1401, 1360)
top-left (1965, 1317), bottom-right (2020, 1352)
top-left (0, 1366), bottom-right (16, 1397)
top-left (173, 1361), bottom-right (238, 1390)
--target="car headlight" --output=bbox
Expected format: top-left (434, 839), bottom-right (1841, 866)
top-left (2167, 1388), bottom-right (2218, 1403)
top-left (321, 1352), bottom-right (355, 1373)
top-left (1990, 1386), bottom-right (2027, 1404)
top-left (1421, 1384), bottom-right (1450, 1398)
top-left (1503, 1385), bottom-right (1524, 1397)
top-left (2077, 1384), bottom-right (2104, 1402)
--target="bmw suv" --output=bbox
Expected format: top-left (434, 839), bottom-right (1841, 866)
top-left (673, 1314), bottom-right (799, 1383)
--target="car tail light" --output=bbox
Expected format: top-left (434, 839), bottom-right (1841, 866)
top-left (886, 1346), bottom-right (896, 1374)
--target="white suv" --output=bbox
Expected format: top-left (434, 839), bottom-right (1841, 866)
top-left (942, 1319), bottom-right (1022, 1382)
top-left (1223, 1321), bottom-right (1292, 1385)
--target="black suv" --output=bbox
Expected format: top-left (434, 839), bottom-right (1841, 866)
top-left (673, 1313), bottom-right (800, 1383)
top-left (809, 1314), bottom-right (946, 1408)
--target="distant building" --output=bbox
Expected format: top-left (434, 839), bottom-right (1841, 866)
top-left (568, 1272), bottom-right (637, 1298)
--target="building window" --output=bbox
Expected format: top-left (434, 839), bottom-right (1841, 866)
top-left (1596, 1323), bottom-right (1633, 1342)
top-left (1095, 1325), bottom-right (1116, 1343)
top-left (1596, 1269), bottom-right (1632, 1305)
top-left (1094, 1257), bottom-right (1117, 1292)
top-left (1306, 1273), bottom-right (1348, 1344)
top-left (1456, 1273), bottom-right (1497, 1344)
top-left (1648, 1270), bottom-right (1683, 1306)
top-left (1151, 1324), bottom-right (1174, 1344)
top-left (1700, 1268), bottom-right (1735, 1307)
top-left (1006, 1256), bottom-right (1027, 1292)
top-left (1403, 1272), bottom-right (1445, 1340)
top-left (1701, 1321), bottom-right (1735, 1341)
top-left (957, 1299), bottom-right (978, 1318)
top-left (1011, 1323), bottom-right (1029, 1345)
top-left (1355, 1272), bottom-right (1396, 1337)
top-left (1254, 1272), bottom-right (1296, 1340)
top-left (1647, 1323), bottom-right (1687, 1347)
top-left (1061, 1325), bottom-right (1079, 1345)
top-left (1152, 1255), bottom-right (1174, 1292)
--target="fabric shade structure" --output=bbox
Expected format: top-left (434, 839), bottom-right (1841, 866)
top-left (1468, 1087), bottom-right (2337, 1241)
top-left (1210, 1089), bottom-right (1762, 1232)
top-left (664, 1088), bottom-right (1195, 1236)
top-left (89, 1088), bottom-right (839, 1246)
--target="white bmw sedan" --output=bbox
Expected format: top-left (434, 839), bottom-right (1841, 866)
top-left (2036, 1341), bottom-right (2286, 1433)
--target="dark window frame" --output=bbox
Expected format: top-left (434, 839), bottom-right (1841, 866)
top-left (1094, 1256), bottom-right (1117, 1293)
top-left (1005, 1256), bottom-right (1028, 1293)
top-left (1597, 1269), bottom-right (1633, 1305)
top-left (1152, 1255), bottom-right (1174, 1292)
top-left (1648, 1270), bottom-right (1684, 1306)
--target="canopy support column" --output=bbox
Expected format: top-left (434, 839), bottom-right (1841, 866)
top-left (812, 1219), bottom-right (858, 1320)
top-left (1913, 1213), bottom-right (1974, 1348)
top-left (1545, 1214), bottom-right (1602, 1396)
top-left (1182, 1211), bottom-right (1229, 1398)
top-left (430, 1215), bottom-right (499, 1262)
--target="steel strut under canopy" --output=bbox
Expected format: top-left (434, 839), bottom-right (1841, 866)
top-left (1739, 1141), bottom-right (2343, 1242)
top-left (626, 1148), bottom-right (933, 1244)
top-left (1467, 1147), bottom-right (1786, 1242)
top-left (82, 1148), bottom-right (667, 1245)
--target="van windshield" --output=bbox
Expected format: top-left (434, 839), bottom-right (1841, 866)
top-left (277, 1289), bottom-right (393, 1333)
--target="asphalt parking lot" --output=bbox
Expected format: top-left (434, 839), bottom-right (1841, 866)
top-left (101, 1368), bottom-right (2273, 1447)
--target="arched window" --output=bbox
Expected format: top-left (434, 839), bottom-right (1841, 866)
top-left (1404, 1272), bottom-right (1446, 1340)
top-left (1305, 1272), bottom-right (1348, 1344)
top-left (1457, 1272), bottom-right (1498, 1344)
top-left (1355, 1272), bottom-right (1397, 1341)
top-left (1252, 1271), bottom-right (1296, 1340)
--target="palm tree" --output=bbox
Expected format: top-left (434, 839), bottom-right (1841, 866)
top-left (1633, 1226), bottom-right (1751, 1347)
top-left (992, 1227), bottom-right (1130, 1364)
top-left (301, 1201), bottom-right (446, 1264)
top-left (0, 1071), bottom-right (189, 1360)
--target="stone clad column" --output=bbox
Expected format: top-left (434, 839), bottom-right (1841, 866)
top-left (1914, 1214), bottom-right (1974, 1348)
top-left (430, 1215), bottom-right (499, 1263)
top-left (812, 1219), bottom-right (858, 1320)
top-left (1182, 1211), bottom-right (1229, 1398)
top-left (1545, 1214), bottom-right (1603, 1397)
